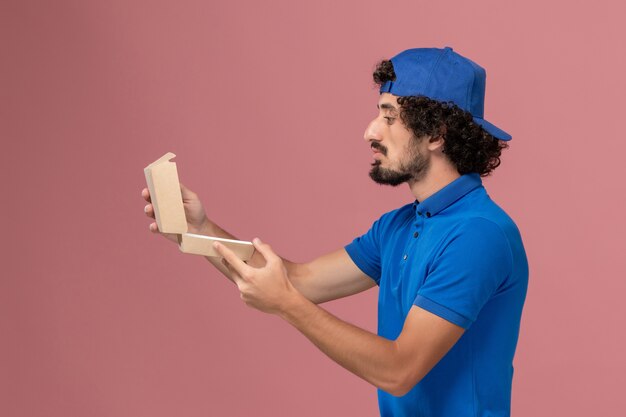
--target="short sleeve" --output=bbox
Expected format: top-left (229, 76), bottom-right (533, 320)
top-left (345, 218), bottom-right (383, 285)
top-left (414, 217), bottom-right (513, 329)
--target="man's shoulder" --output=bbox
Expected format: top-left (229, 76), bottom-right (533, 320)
top-left (441, 188), bottom-right (526, 260)
top-left (449, 194), bottom-right (527, 275)
top-left (457, 187), bottom-right (521, 234)
top-left (448, 216), bottom-right (511, 247)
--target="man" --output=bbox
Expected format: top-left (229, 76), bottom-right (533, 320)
top-left (142, 46), bottom-right (528, 417)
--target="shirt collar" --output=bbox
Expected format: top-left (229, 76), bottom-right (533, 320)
top-left (413, 173), bottom-right (482, 218)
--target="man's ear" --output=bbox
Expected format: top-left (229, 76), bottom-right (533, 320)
top-left (428, 126), bottom-right (446, 152)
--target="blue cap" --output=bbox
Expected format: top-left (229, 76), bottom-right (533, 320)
top-left (380, 47), bottom-right (512, 141)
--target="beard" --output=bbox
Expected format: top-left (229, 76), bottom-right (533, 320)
top-left (368, 140), bottom-right (430, 186)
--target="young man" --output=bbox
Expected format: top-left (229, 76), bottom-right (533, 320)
top-left (142, 47), bottom-right (528, 417)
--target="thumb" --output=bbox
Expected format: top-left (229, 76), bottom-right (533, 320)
top-left (179, 182), bottom-right (196, 199)
top-left (252, 238), bottom-right (278, 263)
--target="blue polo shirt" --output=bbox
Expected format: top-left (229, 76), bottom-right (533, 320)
top-left (345, 173), bottom-right (528, 417)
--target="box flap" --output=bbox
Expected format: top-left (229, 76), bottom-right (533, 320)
top-left (144, 152), bottom-right (188, 234)
top-left (179, 233), bottom-right (255, 260)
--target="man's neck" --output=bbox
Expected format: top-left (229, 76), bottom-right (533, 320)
top-left (408, 163), bottom-right (461, 203)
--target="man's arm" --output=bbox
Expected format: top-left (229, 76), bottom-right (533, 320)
top-left (215, 239), bottom-right (465, 396)
top-left (142, 185), bottom-right (375, 303)
top-left (289, 248), bottom-right (376, 304)
top-left (281, 296), bottom-right (464, 396)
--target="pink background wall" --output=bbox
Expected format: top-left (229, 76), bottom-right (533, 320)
top-left (3, 0), bottom-right (625, 415)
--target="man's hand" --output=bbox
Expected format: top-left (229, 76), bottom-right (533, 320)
top-left (142, 183), bottom-right (209, 243)
top-left (214, 238), bottom-right (301, 314)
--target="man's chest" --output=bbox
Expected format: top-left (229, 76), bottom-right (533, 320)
top-left (377, 218), bottom-right (457, 327)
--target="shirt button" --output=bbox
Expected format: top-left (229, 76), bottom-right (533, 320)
top-left (426, 212), bottom-right (431, 218)
top-left (403, 254), bottom-right (408, 260)
top-left (413, 232), bottom-right (419, 238)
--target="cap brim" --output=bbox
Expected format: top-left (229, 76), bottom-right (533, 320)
top-left (473, 117), bottom-right (512, 141)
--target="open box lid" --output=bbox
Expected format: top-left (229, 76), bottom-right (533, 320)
top-left (143, 152), bottom-right (188, 234)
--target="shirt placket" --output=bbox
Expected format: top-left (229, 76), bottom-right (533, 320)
top-left (399, 210), bottom-right (425, 269)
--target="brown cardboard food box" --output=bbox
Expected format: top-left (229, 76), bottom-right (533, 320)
top-left (144, 152), bottom-right (254, 260)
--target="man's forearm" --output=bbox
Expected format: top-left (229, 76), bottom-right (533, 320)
top-left (279, 291), bottom-right (405, 395)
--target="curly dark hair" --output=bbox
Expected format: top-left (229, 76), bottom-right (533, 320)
top-left (373, 60), bottom-right (508, 176)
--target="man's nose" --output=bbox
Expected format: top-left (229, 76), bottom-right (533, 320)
top-left (364, 118), bottom-right (382, 142)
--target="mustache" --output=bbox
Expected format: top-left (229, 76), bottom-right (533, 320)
top-left (371, 142), bottom-right (387, 155)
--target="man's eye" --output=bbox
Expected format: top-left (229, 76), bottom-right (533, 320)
top-left (384, 116), bottom-right (395, 124)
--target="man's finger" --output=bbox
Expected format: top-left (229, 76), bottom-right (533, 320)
top-left (222, 258), bottom-right (245, 287)
top-left (251, 238), bottom-right (278, 263)
top-left (179, 182), bottom-right (196, 200)
top-left (144, 204), bottom-right (155, 218)
top-left (142, 188), bottom-right (151, 202)
top-left (214, 242), bottom-right (252, 278)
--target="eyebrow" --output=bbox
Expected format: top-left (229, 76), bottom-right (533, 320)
top-left (377, 103), bottom-right (398, 111)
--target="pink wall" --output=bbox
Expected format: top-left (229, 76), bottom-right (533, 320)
top-left (3, 0), bottom-right (625, 415)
